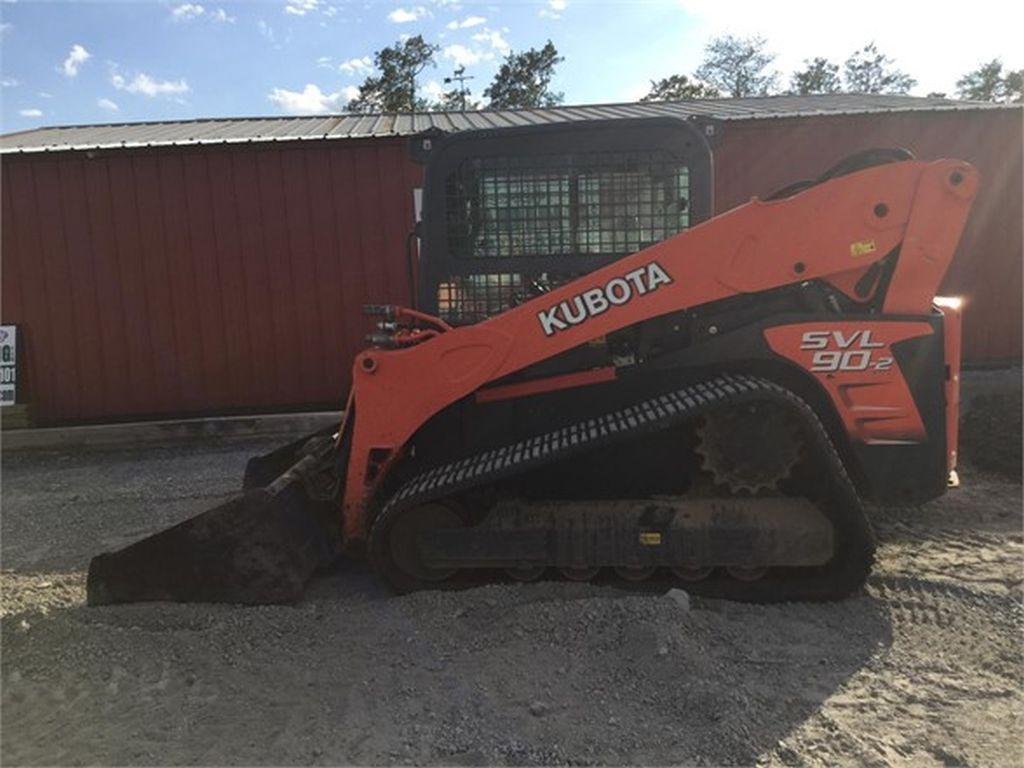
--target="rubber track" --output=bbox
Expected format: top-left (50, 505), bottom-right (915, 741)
top-left (371, 373), bottom-right (877, 602)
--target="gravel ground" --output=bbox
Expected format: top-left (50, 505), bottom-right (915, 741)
top-left (2, 373), bottom-right (1021, 767)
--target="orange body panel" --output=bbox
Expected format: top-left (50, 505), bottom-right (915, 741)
top-left (340, 159), bottom-right (978, 542)
top-left (474, 366), bottom-right (617, 405)
top-left (763, 322), bottom-right (933, 444)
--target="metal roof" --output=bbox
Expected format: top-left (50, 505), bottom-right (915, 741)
top-left (1, 93), bottom-right (1014, 155)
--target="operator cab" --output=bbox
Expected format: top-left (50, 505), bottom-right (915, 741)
top-left (412, 117), bottom-right (715, 325)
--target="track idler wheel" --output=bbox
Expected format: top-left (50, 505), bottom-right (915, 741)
top-left (388, 502), bottom-right (465, 583)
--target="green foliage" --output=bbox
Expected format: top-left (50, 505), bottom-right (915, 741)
top-left (640, 74), bottom-right (719, 102)
top-left (347, 35), bottom-right (439, 112)
top-left (956, 59), bottom-right (1004, 101)
top-left (1005, 70), bottom-right (1024, 104)
top-left (435, 88), bottom-right (481, 111)
top-left (790, 57), bottom-right (841, 95)
top-left (956, 59), bottom-right (1023, 103)
top-left (483, 40), bottom-right (564, 108)
top-left (694, 35), bottom-right (778, 97)
top-left (843, 43), bottom-right (916, 94)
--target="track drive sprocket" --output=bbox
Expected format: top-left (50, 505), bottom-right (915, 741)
top-left (696, 401), bottom-right (804, 494)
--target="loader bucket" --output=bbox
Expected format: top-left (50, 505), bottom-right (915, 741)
top-left (87, 443), bottom-right (340, 606)
top-left (242, 425), bottom-right (336, 491)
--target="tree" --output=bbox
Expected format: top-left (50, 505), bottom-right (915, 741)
top-left (956, 59), bottom-right (1003, 101)
top-left (1005, 69), bottom-right (1024, 103)
top-left (843, 43), bottom-right (916, 94)
top-left (483, 40), bottom-right (564, 108)
top-left (435, 88), bottom-right (481, 111)
top-left (347, 35), bottom-right (439, 112)
top-left (790, 57), bottom-right (841, 95)
top-left (640, 74), bottom-right (719, 102)
top-left (694, 35), bottom-right (778, 97)
top-left (956, 59), bottom-right (1023, 103)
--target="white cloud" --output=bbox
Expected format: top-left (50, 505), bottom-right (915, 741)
top-left (539, 0), bottom-right (565, 18)
top-left (0, 21), bottom-right (12, 34)
top-left (112, 72), bottom-right (190, 97)
top-left (1, 77), bottom-right (18, 87)
top-left (97, 97), bottom-right (119, 111)
top-left (387, 6), bottom-right (426, 22)
top-left (339, 55), bottom-right (373, 75)
top-left (61, 44), bottom-right (92, 78)
top-left (169, 2), bottom-right (232, 23)
top-left (257, 19), bottom-right (276, 42)
top-left (446, 14), bottom-right (485, 29)
top-left (472, 28), bottom-right (510, 55)
top-left (171, 3), bottom-right (205, 21)
top-left (19, 108), bottom-right (43, 118)
top-left (285, 0), bottom-right (319, 15)
top-left (420, 79), bottom-right (445, 101)
top-left (442, 44), bottom-right (484, 67)
top-left (267, 83), bottom-right (350, 114)
top-left (38, 91), bottom-right (53, 98)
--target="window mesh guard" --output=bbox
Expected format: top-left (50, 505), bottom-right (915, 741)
top-left (438, 150), bottom-right (691, 324)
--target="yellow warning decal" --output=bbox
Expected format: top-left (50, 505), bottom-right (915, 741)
top-left (639, 532), bottom-right (662, 546)
top-left (850, 239), bottom-right (877, 257)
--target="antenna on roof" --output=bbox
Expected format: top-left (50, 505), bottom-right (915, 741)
top-left (444, 66), bottom-right (475, 111)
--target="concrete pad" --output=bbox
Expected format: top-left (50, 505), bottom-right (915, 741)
top-left (1, 411), bottom-right (342, 452)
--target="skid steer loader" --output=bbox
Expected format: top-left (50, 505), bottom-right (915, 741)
top-left (86, 117), bottom-right (976, 605)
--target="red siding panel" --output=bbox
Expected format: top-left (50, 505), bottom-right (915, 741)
top-left (55, 158), bottom-right (107, 419)
top-left (1, 118), bottom-right (1018, 426)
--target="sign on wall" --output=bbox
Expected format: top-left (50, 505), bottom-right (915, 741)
top-left (0, 325), bottom-right (17, 406)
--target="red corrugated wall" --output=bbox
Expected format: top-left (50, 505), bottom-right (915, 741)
top-left (2, 110), bottom-right (1020, 425)
top-left (1, 137), bottom-right (423, 424)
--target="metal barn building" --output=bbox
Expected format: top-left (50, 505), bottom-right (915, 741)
top-left (2, 94), bottom-right (1021, 425)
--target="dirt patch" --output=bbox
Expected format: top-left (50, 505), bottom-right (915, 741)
top-left (961, 392), bottom-right (1022, 479)
top-left (959, 366), bottom-right (1022, 480)
top-left (2, 437), bottom-right (1022, 766)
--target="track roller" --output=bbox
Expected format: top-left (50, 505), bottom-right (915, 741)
top-left (505, 565), bottom-right (546, 582)
top-left (727, 566), bottom-right (768, 582)
top-left (615, 566), bottom-right (657, 582)
top-left (561, 566), bottom-right (600, 582)
top-left (672, 565), bottom-right (714, 582)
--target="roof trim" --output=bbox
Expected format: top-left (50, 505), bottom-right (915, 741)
top-left (2, 95), bottom-right (1016, 155)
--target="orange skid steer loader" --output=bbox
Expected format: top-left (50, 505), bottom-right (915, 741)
top-left (86, 118), bottom-right (976, 605)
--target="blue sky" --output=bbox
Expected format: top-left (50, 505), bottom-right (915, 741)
top-left (1, 0), bottom-right (1021, 133)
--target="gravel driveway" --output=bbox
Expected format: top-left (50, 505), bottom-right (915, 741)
top-left (2, 383), bottom-right (1021, 766)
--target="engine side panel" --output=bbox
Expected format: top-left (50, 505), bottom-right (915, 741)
top-left (764, 318), bottom-right (949, 504)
